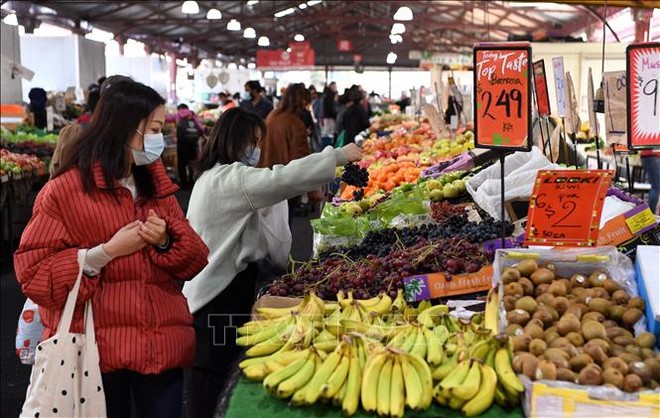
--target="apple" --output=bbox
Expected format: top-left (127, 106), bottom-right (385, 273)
top-left (429, 189), bottom-right (444, 200)
top-left (443, 184), bottom-right (459, 199)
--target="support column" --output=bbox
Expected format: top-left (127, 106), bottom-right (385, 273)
top-left (633, 9), bottom-right (653, 43)
top-left (114, 35), bottom-right (125, 56)
top-left (168, 52), bottom-right (178, 104)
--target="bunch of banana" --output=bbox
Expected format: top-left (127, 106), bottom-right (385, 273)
top-left (239, 347), bottom-right (326, 381)
top-left (417, 304), bottom-right (450, 328)
top-left (337, 290), bottom-right (393, 316)
top-left (255, 291), bottom-right (336, 319)
top-left (239, 311), bottom-right (320, 358)
top-left (361, 348), bottom-right (433, 418)
top-left (483, 285), bottom-right (501, 335)
top-left (387, 323), bottom-right (447, 367)
top-left (261, 346), bottom-right (325, 399)
top-left (491, 336), bottom-right (523, 408)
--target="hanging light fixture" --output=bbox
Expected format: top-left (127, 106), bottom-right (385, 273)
top-left (243, 27), bottom-right (256, 38)
top-left (386, 52), bottom-right (397, 65)
top-left (206, 8), bottom-right (222, 20)
top-left (228, 62), bottom-right (238, 70)
top-left (227, 19), bottom-right (241, 31)
top-left (391, 23), bottom-right (406, 35)
top-left (390, 34), bottom-right (403, 44)
top-left (257, 36), bottom-right (270, 47)
top-left (393, 6), bottom-right (413, 21)
top-left (294, 33), bottom-right (305, 42)
top-left (181, 1), bottom-right (199, 14)
top-left (248, 62), bottom-right (257, 69)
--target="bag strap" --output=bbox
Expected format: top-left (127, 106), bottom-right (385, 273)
top-left (55, 250), bottom-right (87, 335)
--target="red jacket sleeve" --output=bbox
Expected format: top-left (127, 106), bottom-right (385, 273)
top-left (147, 196), bottom-right (209, 281)
top-left (13, 187), bottom-right (100, 310)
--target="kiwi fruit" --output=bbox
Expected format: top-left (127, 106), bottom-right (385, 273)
top-left (523, 323), bottom-right (545, 340)
top-left (622, 309), bottom-right (643, 328)
top-left (544, 347), bottom-right (570, 361)
top-left (556, 368), bottom-right (577, 383)
top-left (582, 321), bottom-right (607, 341)
top-left (643, 358), bottom-right (660, 381)
top-left (515, 259), bottom-right (538, 277)
top-left (588, 271), bottom-right (608, 288)
top-left (591, 288), bottom-right (611, 300)
top-left (513, 352), bottom-right (538, 377)
top-left (532, 308), bottom-right (555, 328)
top-left (556, 278), bottom-right (572, 293)
top-left (628, 297), bottom-right (645, 310)
top-left (503, 295), bottom-right (517, 312)
top-left (544, 355), bottom-right (570, 370)
top-left (602, 320), bottom-right (618, 329)
top-left (578, 364), bottom-right (603, 385)
top-left (544, 330), bottom-right (560, 345)
top-left (565, 303), bottom-right (587, 320)
top-left (511, 333), bottom-right (532, 352)
top-left (504, 282), bottom-right (524, 298)
top-left (507, 309), bottom-right (531, 326)
top-left (531, 268), bottom-right (555, 286)
top-left (515, 296), bottom-right (538, 314)
top-left (606, 327), bottom-right (628, 340)
top-left (582, 343), bottom-right (608, 365)
top-left (518, 277), bottom-right (535, 296)
top-left (629, 361), bottom-right (653, 384)
top-left (547, 281), bottom-right (567, 297)
top-left (570, 274), bottom-right (588, 288)
top-left (642, 348), bottom-right (656, 360)
top-left (527, 318), bottom-right (545, 329)
top-left (570, 353), bottom-right (594, 372)
top-left (556, 314), bottom-right (581, 336)
top-left (571, 287), bottom-right (587, 298)
top-left (502, 267), bottom-right (521, 284)
top-left (529, 338), bottom-right (548, 357)
top-left (565, 332), bottom-right (585, 347)
top-left (625, 345), bottom-right (644, 358)
top-left (552, 296), bottom-right (569, 316)
top-left (550, 337), bottom-right (575, 356)
top-left (611, 290), bottom-right (631, 306)
top-left (613, 336), bottom-right (637, 347)
top-left (603, 357), bottom-right (629, 375)
top-left (506, 324), bottom-right (524, 336)
top-left (608, 305), bottom-right (626, 322)
top-left (535, 360), bottom-right (557, 380)
top-left (536, 293), bottom-right (555, 307)
top-left (588, 298), bottom-right (612, 316)
top-left (582, 312), bottom-right (605, 324)
top-left (619, 353), bottom-right (643, 364)
top-left (602, 368), bottom-right (624, 389)
top-left (609, 344), bottom-right (626, 357)
top-left (602, 278), bottom-right (622, 295)
top-left (623, 373), bottom-right (643, 392)
top-left (636, 332), bottom-right (656, 349)
top-left (649, 380), bottom-right (659, 390)
top-left (534, 283), bottom-right (551, 297)
top-left (585, 338), bottom-right (611, 353)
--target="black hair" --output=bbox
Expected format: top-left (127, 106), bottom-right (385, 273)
top-left (54, 79), bottom-right (165, 199)
top-left (245, 80), bottom-right (262, 92)
top-left (177, 103), bottom-right (189, 110)
top-left (232, 92), bottom-right (241, 100)
top-left (197, 108), bottom-right (266, 175)
top-left (87, 88), bottom-right (101, 113)
top-left (97, 76), bottom-right (107, 86)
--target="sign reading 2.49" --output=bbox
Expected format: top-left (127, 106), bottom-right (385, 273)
top-left (627, 42), bottom-right (660, 149)
top-left (473, 43), bottom-right (532, 151)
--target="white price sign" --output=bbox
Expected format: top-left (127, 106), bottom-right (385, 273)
top-left (603, 71), bottom-right (628, 146)
top-left (552, 57), bottom-right (567, 117)
top-left (627, 43), bottom-right (660, 149)
top-left (587, 68), bottom-right (598, 138)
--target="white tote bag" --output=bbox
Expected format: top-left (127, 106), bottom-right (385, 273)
top-left (20, 250), bottom-right (106, 418)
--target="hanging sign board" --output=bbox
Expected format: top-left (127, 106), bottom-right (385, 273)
top-left (473, 43), bottom-right (532, 150)
top-left (525, 170), bottom-right (614, 247)
top-left (533, 60), bottom-right (551, 116)
top-left (552, 57), bottom-right (568, 117)
top-left (588, 68), bottom-right (599, 138)
top-left (627, 42), bottom-right (660, 149)
top-left (256, 48), bottom-right (315, 68)
top-left (603, 71), bottom-right (628, 146)
top-left (565, 71), bottom-right (581, 135)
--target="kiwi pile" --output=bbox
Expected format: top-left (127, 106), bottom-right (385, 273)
top-left (500, 258), bottom-right (659, 392)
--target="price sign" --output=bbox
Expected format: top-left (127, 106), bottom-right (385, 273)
top-left (525, 170), bottom-right (613, 247)
top-left (552, 57), bottom-right (567, 117)
top-left (533, 60), bottom-right (551, 116)
top-left (473, 43), bottom-right (532, 150)
top-left (627, 42), bottom-right (660, 149)
top-left (565, 71), bottom-right (581, 135)
top-left (603, 71), bottom-right (628, 146)
top-left (588, 68), bottom-right (598, 138)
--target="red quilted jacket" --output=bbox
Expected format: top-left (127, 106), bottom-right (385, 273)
top-left (14, 160), bottom-right (209, 374)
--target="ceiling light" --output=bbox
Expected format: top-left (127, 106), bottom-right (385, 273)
top-left (274, 7), bottom-right (295, 18)
top-left (227, 19), bottom-right (241, 31)
top-left (243, 27), bottom-right (256, 38)
top-left (247, 0), bottom-right (259, 5)
top-left (390, 34), bottom-right (403, 44)
top-left (228, 62), bottom-right (238, 70)
top-left (248, 62), bottom-right (256, 69)
top-left (258, 36), bottom-right (270, 46)
top-left (386, 52), bottom-right (397, 65)
top-left (286, 47), bottom-right (292, 53)
top-left (3, 13), bottom-right (18, 26)
top-left (299, 3), bottom-right (308, 9)
top-left (391, 23), bottom-right (406, 35)
top-left (294, 33), bottom-right (305, 42)
top-left (307, 0), bottom-right (322, 5)
top-left (181, 1), bottom-right (199, 14)
top-left (393, 6), bottom-right (413, 21)
top-left (206, 8), bottom-right (222, 20)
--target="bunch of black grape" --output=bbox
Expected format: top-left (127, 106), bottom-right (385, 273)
top-left (352, 188), bottom-right (365, 201)
top-left (341, 162), bottom-right (369, 187)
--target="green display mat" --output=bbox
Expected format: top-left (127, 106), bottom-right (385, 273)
top-left (226, 377), bottom-right (524, 418)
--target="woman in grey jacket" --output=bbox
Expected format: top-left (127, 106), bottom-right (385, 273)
top-left (182, 107), bottom-right (361, 417)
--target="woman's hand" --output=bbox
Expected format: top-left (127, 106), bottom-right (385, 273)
top-left (103, 221), bottom-right (148, 258)
top-left (137, 209), bottom-right (168, 247)
top-left (342, 143), bottom-right (362, 162)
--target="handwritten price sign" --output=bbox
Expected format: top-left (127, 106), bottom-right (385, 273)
top-left (552, 57), bottom-right (567, 117)
top-left (525, 170), bottom-right (613, 247)
top-left (603, 71), bottom-right (628, 146)
top-left (473, 43), bottom-right (532, 151)
top-left (627, 42), bottom-right (660, 149)
top-left (533, 60), bottom-right (551, 116)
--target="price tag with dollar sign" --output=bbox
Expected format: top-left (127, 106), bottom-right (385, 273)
top-left (627, 42), bottom-right (660, 149)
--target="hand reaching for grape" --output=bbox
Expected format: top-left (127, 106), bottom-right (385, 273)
top-left (341, 143), bottom-right (362, 163)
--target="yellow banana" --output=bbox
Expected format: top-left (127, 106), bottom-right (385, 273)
top-left (341, 319), bottom-right (411, 341)
top-left (263, 361), bottom-right (285, 374)
top-left (236, 316), bottom-right (290, 346)
top-left (389, 356), bottom-right (405, 418)
top-left (417, 299), bottom-right (433, 313)
top-left (332, 377), bottom-right (348, 407)
top-left (484, 286), bottom-right (500, 336)
top-left (462, 364), bottom-right (498, 417)
top-left (469, 338), bottom-right (494, 362)
top-left (245, 331), bottom-right (288, 357)
top-left (495, 347), bottom-right (524, 396)
top-left (407, 353), bottom-right (433, 409)
top-left (290, 355), bottom-right (322, 406)
top-left (339, 293), bottom-right (381, 309)
top-left (276, 351), bottom-right (317, 399)
top-left (243, 363), bottom-right (270, 381)
top-left (376, 355), bottom-right (393, 417)
top-left (263, 355), bottom-right (308, 393)
top-left (494, 383), bottom-right (510, 408)
top-left (360, 351), bottom-right (388, 413)
top-left (401, 354), bottom-right (424, 410)
top-left (432, 348), bottom-right (467, 381)
top-left (439, 359), bottom-right (471, 396)
top-left (321, 352), bottom-right (351, 399)
top-left (238, 315), bottom-right (289, 335)
top-left (423, 327), bottom-right (445, 367)
top-left (448, 395), bottom-right (466, 410)
top-left (363, 293), bottom-right (393, 315)
top-left (256, 306), bottom-right (299, 319)
top-left (452, 359), bottom-right (482, 401)
top-left (239, 347), bottom-right (307, 369)
top-left (410, 326), bottom-right (427, 359)
top-left (341, 354), bottom-right (362, 417)
top-left (392, 289), bottom-right (406, 312)
top-left (417, 304), bottom-right (450, 328)
top-left (400, 327), bottom-right (418, 353)
top-left (433, 325), bottom-right (450, 344)
top-left (304, 348), bottom-right (343, 404)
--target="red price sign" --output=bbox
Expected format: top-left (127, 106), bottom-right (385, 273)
top-left (473, 43), bottom-right (532, 151)
top-left (525, 170), bottom-right (613, 247)
top-left (627, 42), bottom-right (660, 149)
top-left (533, 60), bottom-right (551, 116)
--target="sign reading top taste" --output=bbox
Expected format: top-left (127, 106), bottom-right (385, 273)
top-left (473, 43), bottom-right (532, 151)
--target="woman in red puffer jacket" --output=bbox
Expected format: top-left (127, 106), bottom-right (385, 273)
top-left (14, 78), bottom-right (209, 418)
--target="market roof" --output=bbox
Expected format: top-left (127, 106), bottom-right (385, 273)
top-left (1, 1), bottom-right (654, 67)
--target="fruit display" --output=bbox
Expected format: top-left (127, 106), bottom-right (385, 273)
top-left (497, 258), bottom-right (660, 392)
top-left (239, 290), bottom-right (524, 417)
top-left (0, 149), bottom-right (47, 177)
top-left (1, 126), bottom-right (58, 158)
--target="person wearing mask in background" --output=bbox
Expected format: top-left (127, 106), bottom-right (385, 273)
top-left (28, 87), bottom-right (48, 129)
top-left (15, 79), bottom-right (209, 418)
top-left (219, 92), bottom-right (236, 112)
top-left (182, 107), bottom-right (362, 418)
top-left (341, 89), bottom-right (371, 145)
top-left (321, 84), bottom-right (338, 146)
top-left (641, 150), bottom-right (660, 214)
top-left (166, 104), bottom-right (206, 189)
top-left (240, 80), bottom-right (273, 120)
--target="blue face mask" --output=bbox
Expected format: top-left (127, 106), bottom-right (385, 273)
top-left (242, 91), bottom-right (252, 101)
top-left (242, 146), bottom-right (261, 166)
top-left (132, 132), bottom-right (165, 166)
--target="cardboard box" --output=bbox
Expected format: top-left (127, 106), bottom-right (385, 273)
top-left (598, 190), bottom-right (657, 246)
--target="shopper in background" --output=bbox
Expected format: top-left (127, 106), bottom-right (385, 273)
top-left (240, 80), bottom-right (273, 119)
top-left (340, 89), bottom-right (371, 145)
top-left (15, 79), bottom-right (209, 418)
top-left (309, 85), bottom-right (323, 152)
top-left (75, 86), bottom-right (100, 127)
top-left (641, 150), bottom-right (660, 214)
top-left (321, 84), bottom-right (338, 145)
top-left (28, 87), bottom-right (48, 129)
top-left (167, 104), bottom-right (206, 188)
top-left (219, 92), bottom-right (236, 112)
top-left (182, 107), bottom-right (362, 418)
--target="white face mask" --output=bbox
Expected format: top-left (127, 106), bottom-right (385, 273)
top-left (132, 131), bottom-right (165, 166)
top-left (242, 91), bottom-right (252, 101)
top-left (242, 146), bottom-right (261, 166)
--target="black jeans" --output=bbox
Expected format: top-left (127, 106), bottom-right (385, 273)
top-left (183, 264), bottom-right (257, 418)
top-left (102, 368), bottom-right (183, 418)
top-left (177, 138), bottom-right (197, 186)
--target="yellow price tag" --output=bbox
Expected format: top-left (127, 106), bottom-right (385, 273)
top-left (625, 208), bottom-right (656, 235)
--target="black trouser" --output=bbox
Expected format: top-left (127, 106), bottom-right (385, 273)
top-left (183, 264), bottom-right (257, 418)
top-left (177, 138), bottom-right (197, 186)
top-left (102, 368), bottom-right (183, 418)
